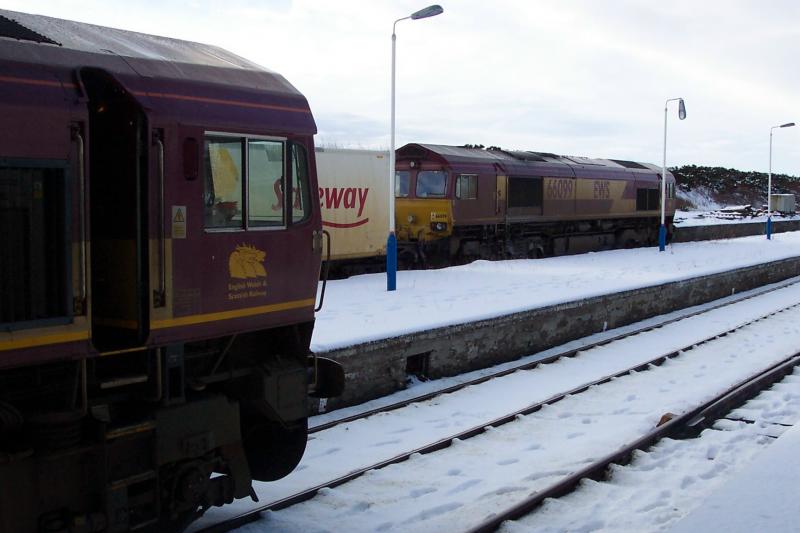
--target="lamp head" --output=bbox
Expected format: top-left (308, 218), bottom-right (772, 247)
top-left (678, 99), bottom-right (687, 120)
top-left (411, 4), bottom-right (444, 19)
top-left (780, 122), bottom-right (796, 128)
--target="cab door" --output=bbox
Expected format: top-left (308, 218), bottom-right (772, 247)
top-left (496, 174), bottom-right (507, 219)
top-left (82, 69), bottom-right (149, 352)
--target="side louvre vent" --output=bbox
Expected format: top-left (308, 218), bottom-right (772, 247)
top-left (0, 15), bottom-right (60, 45)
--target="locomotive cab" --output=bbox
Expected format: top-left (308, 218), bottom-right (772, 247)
top-left (394, 164), bottom-right (454, 264)
top-left (0, 10), bottom-right (343, 533)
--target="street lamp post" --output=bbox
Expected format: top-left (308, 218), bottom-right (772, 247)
top-left (767, 122), bottom-right (795, 240)
top-left (660, 97), bottom-right (686, 252)
top-left (388, 4), bottom-right (443, 291)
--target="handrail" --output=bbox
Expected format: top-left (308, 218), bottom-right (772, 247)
top-left (154, 134), bottom-right (166, 307)
top-left (315, 230), bottom-right (331, 312)
top-left (71, 126), bottom-right (87, 313)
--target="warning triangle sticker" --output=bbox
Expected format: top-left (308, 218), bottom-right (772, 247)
top-left (173, 208), bottom-right (184, 223)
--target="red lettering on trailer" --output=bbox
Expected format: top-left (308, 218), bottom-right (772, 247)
top-left (272, 178), bottom-right (283, 210)
top-left (322, 219), bottom-right (370, 228)
top-left (269, 178), bottom-right (305, 212)
top-left (343, 188), bottom-right (356, 209)
top-left (324, 187), bottom-right (345, 209)
top-left (357, 188), bottom-right (369, 217)
top-left (319, 187), bottom-right (371, 229)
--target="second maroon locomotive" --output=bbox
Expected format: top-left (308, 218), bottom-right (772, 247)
top-left (392, 144), bottom-right (676, 265)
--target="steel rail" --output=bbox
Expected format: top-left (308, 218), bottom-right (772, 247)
top-left (310, 276), bottom-right (800, 434)
top-left (466, 351), bottom-right (800, 533)
top-left (198, 298), bottom-right (800, 533)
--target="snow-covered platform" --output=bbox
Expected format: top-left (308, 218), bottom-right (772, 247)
top-left (312, 232), bottom-right (800, 410)
top-left (673, 216), bottom-right (800, 243)
top-left (669, 423), bottom-right (800, 533)
top-left (313, 232), bottom-right (800, 352)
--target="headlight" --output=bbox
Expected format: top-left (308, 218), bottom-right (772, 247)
top-left (407, 214), bottom-right (416, 223)
top-left (431, 222), bottom-right (447, 232)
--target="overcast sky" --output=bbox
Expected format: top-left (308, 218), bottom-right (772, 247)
top-left (6, 0), bottom-right (800, 174)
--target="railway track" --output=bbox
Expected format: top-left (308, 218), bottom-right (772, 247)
top-left (472, 355), bottom-right (800, 532)
top-left (196, 282), bottom-right (800, 532)
top-left (311, 275), bottom-right (800, 434)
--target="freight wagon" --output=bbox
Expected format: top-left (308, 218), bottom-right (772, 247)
top-left (316, 148), bottom-right (389, 276)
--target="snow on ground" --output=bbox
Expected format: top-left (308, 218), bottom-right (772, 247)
top-left (675, 186), bottom-right (722, 211)
top-left (674, 209), bottom-right (800, 227)
top-left (505, 372), bottom-right (800, 533)
top-left (245, 307), bottom-right (800, 532)
top-left (209, 232), bottom-right (800, 532)
top-left (191, 279), bottom-right (800, 532)
top-left (669, 395), bottom-right (800, 533)
top-left (310, 276), bottom-right (800, 428)
top-left (312, 232), bottom-right (800, 352)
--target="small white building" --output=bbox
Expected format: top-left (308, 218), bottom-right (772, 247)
top-left (770, 193), bottom-right (796, 213)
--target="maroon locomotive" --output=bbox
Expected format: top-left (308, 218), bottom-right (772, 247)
top-left (0, 10), bottom-right (341, 532)
top-left (393, 144), bottom-right (677, 264)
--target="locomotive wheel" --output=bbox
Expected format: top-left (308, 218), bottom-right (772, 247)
top-left (240, 407), bottom-right (308, 481)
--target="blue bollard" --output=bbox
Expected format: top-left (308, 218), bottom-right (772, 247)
top-left (658, 224), bottom-right (667, 252)
top-left (387, 232), bottom-right (397, 291)
top-left (767, 216), bottom-right (772, 240)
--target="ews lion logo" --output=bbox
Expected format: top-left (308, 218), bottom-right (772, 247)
top-left (229, 244), bottom-right (267, 279)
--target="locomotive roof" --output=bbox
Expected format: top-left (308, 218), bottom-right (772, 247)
top-left (0, 9), bottom-right (315, 133)
top-left (398, 144), bottom-right (664, 175)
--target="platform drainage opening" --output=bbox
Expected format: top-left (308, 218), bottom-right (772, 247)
top-left (405, 352), bottom-right (431, 382)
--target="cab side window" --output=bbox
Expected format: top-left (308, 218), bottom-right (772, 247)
top-left (204, 135), bottom-right (301, 230)
top-left (395, 170), bottom-right (410, 198)
top-left (456, 174), bottom-right (477, 199)
top-left (204, 137), bottom-right (244, 229)
top-left (291, 143), bottom-right (311, 223)
top-left (248, 140), bottom-right (284, 227)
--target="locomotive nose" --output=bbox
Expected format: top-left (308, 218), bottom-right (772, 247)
top-left (395, 198), bottom-right (453, 242)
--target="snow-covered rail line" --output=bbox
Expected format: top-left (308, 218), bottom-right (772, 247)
top-left (244, 305), bottom-right (800, 532)
top-left (311, 275), bottom-right (800, 434)
top-left (195, 284), bottom-right (800, 532)
top-left (473, 354), bottom-right (800, 532)
top-left (496, 367), bottom-right (800, 532)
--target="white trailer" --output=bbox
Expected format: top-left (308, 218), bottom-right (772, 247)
top-left (315, 148), bottom-right (389, 262)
